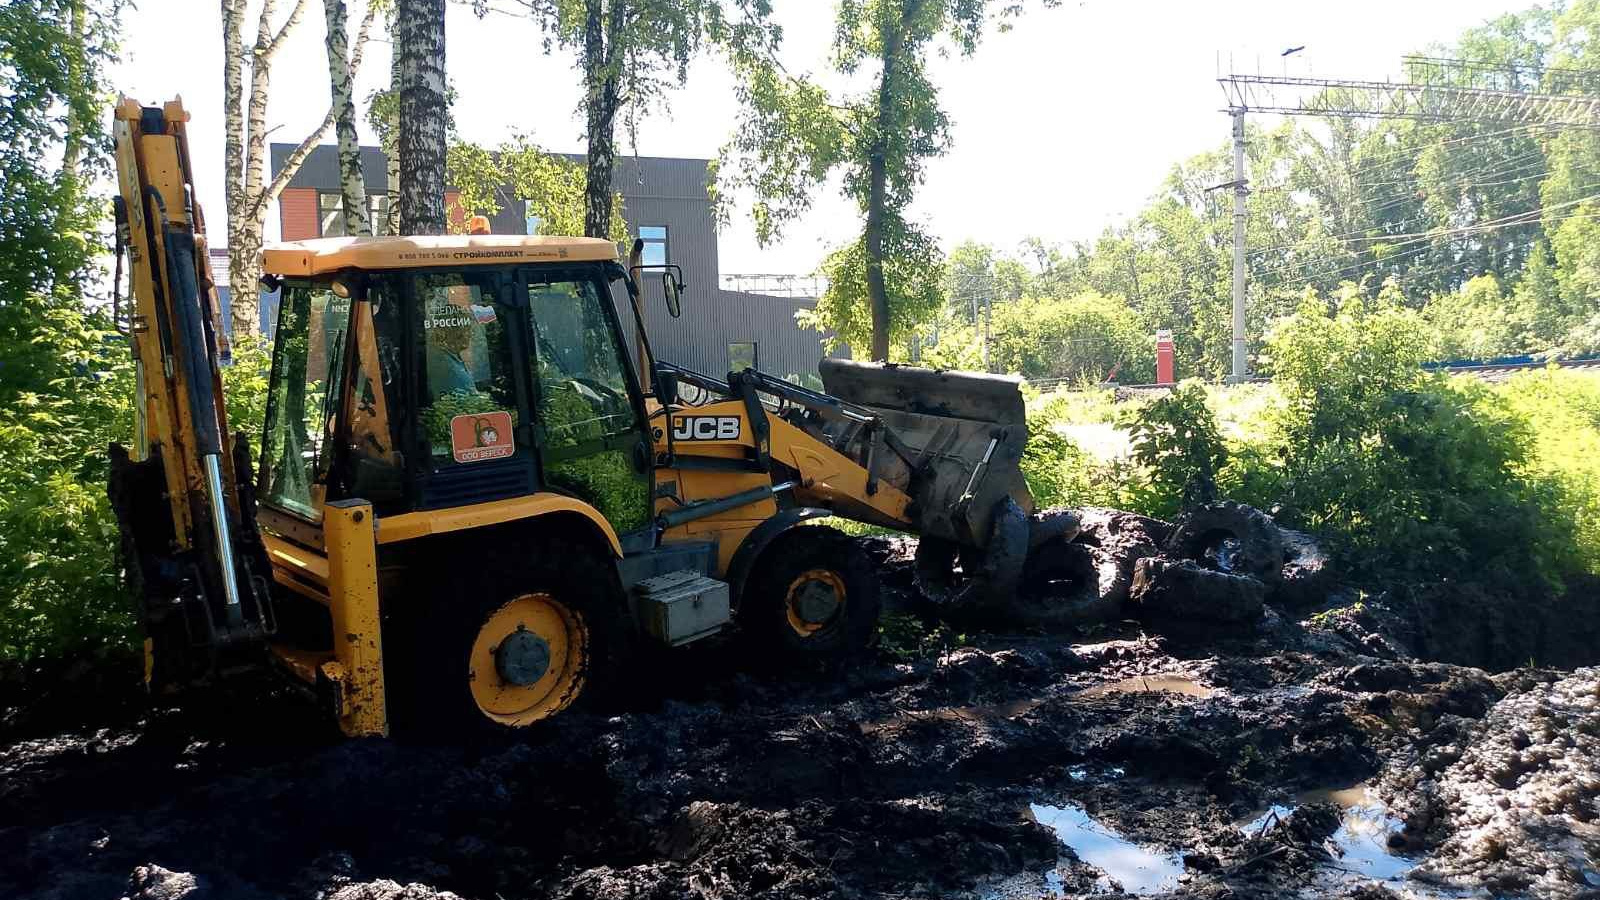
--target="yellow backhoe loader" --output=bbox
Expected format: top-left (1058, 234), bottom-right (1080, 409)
top-left (107, 97), bottom-right (1074, 737)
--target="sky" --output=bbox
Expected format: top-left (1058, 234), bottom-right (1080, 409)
top-left (115, 0), bottom-right (1518, 276)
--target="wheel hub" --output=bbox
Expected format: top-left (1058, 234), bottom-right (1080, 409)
top-left (468, 593), bottom-right (588, 727)
top-left (494, 626), bottom-right (551, 686)
top-left (793, 579), bottom-right (841, 624)
top-left (785, 568), bottom-right (848, 636)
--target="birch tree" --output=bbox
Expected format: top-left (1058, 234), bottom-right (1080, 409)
top-left (221, 0), bottom-right (377, 336)
top-left (721, 0), bottom-right (1056, 360)
top-left (396, 0), bottom-right (448, 235)
top-left (362, 12), bottom-right (402, 236)
top-left (479, 0), bottom-right (776, 240)
top-left (323, 0), bottom-right (370, 236)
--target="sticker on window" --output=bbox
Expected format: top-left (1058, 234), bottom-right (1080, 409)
top-left (451, 411), bottom-right (515, 463)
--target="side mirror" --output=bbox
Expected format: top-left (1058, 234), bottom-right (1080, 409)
top-left (663, 272), bottom-right (682, 318)
top-left (655, 366), bottom-right (679, 406)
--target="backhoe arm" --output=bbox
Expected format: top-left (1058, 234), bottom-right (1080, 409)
top-left (108, 97), bottom-right (273, 688)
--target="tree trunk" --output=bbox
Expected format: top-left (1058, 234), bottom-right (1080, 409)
top-left (863, 13), bottom-right (901, 362)
top-left (222, 0), bottom-right (369, 335)
top-left (324, 0), bottom-right (369, 236)
top-left (60, 0), bottom-right (87, 186)
top-left (222, 0), bottom-right (252, 336)
top-left (397, 0), bottom-right (448, 235)
top-left (384, 37), bottom-right (402, 235)
top-left (234, 0), bottom-right (282, 336)
top-left (581, 0), bottom-right (623, 240)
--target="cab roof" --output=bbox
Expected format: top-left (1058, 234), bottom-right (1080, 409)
top-left (261, 234), bottom-right (620, 277)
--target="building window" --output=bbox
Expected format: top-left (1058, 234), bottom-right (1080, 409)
top-left (524, 204), bottom-right (542, 235)
top-left (318, 193), bottom-right (344, 237)
top-left (728, 341), bottom-right (757, 373)
top-left (368, 193), bottom-right (390, 230)
top-left (321, 193), bottom-right (390, 237)
top-left (639, 225), bottom-right (668, 266)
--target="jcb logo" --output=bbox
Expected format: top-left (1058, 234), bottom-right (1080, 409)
top-left (673, 416), bottom-right (741, 441)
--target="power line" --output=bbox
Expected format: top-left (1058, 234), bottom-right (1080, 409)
top-left (1214, 58), bottom-right (1600, 379)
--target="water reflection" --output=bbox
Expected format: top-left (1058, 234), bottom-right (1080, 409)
top-left (1029, 802), bottom-right (1186, 894)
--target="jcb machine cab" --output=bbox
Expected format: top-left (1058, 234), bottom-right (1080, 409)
top-left (111, 98), bottom-right (1061, 737)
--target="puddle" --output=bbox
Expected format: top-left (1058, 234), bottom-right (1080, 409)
top-left (1066, 764), bottom-right (1126, 781)
top-left (1029, 802), bottom-right (1185, 894)
top-left (1239, 782), bottom-right (1415, 882)
top-left (858, 698), bottom-right (1041, 735)
top-left (1077, 674), bottom-right (1215, 700)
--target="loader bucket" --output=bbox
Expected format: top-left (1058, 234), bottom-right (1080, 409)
top-left (818, 359), bottom-right (1033, 549)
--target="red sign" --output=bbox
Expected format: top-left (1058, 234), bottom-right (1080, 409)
top-left (450, 411), bottom-right (515, 463)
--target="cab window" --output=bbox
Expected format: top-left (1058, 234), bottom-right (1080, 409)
top-left (526, 276), bottom-right (651, 533)
top-left (340, 280), bottom-right (404, 498)
top-left (261, 281), bottom-right (353, 518)
top-left (415, 273), bottom-right (519, 466)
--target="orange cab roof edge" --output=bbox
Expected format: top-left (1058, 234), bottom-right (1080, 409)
top-left (261, 234), bottom-right (620, 277)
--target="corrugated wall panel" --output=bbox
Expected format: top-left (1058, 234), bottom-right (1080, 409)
top-left (279, 187), bottom-right (318, 240)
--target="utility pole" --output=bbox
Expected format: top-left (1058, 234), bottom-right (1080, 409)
top-left (1216, 56), bottom-right (1600, 383)
top-left (982, 293), bottom-right (992, 372)
top-left (1229, 110), bottom-right (1248, 382)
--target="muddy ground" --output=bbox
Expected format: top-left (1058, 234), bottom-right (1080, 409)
top-left (3, 532), bottom-right (1599, 900)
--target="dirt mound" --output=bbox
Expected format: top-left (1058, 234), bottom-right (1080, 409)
top-left (1392, 667), bottom-right (1600, 898)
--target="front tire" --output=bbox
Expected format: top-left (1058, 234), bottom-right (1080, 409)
top-left (740, 526), bottom-right (881, 663)
top-left (384, 536), bottom-right (618, 736)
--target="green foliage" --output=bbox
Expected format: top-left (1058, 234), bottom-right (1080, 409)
top-left (1018, 402), bottom-right (1125, 510)
top-left (877, 611), bottom-right (960, 660)
top-left (1422, 275), bottom-right (1523, 362)
top-left (545, 448), bottom-right (651, 534)
top-left (0, 307), bottom-right (135, 663)
top-left (802, 221), bottom-right (944, 353)
top-left (1121, 381), bottom-right (1227, 517)
top-left (447, 136), bottom-right (626, 239)
top-left (223, 335), bottom-right (274, 442)
top-left (989, 291), bottom-right (1152, 384)
top-left (0, 0), bottom-right (133, 663)
top-left (939, 4), bottom-right (1600, 378)
top-left (420, 389), bottom-right (506, 453)
top-left (1227, 294), bottom-right (1567, 583)
top-left (943, 240), bottom-right (1027, 322)
top-left (721, 0), bottom-right (1057, 357)
top-left (1, 0), bottom-right (121, 403)
top-left (1495, 366), bottom-right (1600, 576)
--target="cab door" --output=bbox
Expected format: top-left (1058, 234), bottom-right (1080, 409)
top-left (520, 269), bottom-right (654, 539)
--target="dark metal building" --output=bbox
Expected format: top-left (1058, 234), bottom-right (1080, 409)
top-left (260, 143), bottom-right (835, 381)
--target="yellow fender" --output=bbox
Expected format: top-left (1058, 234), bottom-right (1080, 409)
top-left (373, 492), bottom-right (623, 557)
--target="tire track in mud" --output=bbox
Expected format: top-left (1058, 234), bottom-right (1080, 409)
top-left (0, 633), bottom-right (1479, 900)
top-left (4, 523), bottom-right (1598, 899)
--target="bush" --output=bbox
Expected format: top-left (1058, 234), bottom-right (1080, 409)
top-left (1495, 367), bottom-right (1600, 576)
top-left (1019, 403), bottom-right (1127, 510)
top-left (0, 314), bottom-right (275, 664)
top-left (223, 334), bottom-right (273, 443)
top-left (990, 292), bottom-right (1153, 385)
top-left (0, 306), bottom-right (135, 663)
top-left (1120, 381), bottom-right (1226, 518)
top-left (1231, 295), bottom-right (1573, 584)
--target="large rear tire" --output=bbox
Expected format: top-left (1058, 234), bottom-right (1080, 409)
top-left (384, 536), bottom-right (620, 737)
top-left (740, 526), bottom-right (881, 664)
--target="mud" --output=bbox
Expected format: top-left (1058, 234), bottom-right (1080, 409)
top-left (5, 517), bottom-right (1600, 899)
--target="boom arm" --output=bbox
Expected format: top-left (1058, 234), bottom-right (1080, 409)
top-left (109, 97), bottom-right (272, 686)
